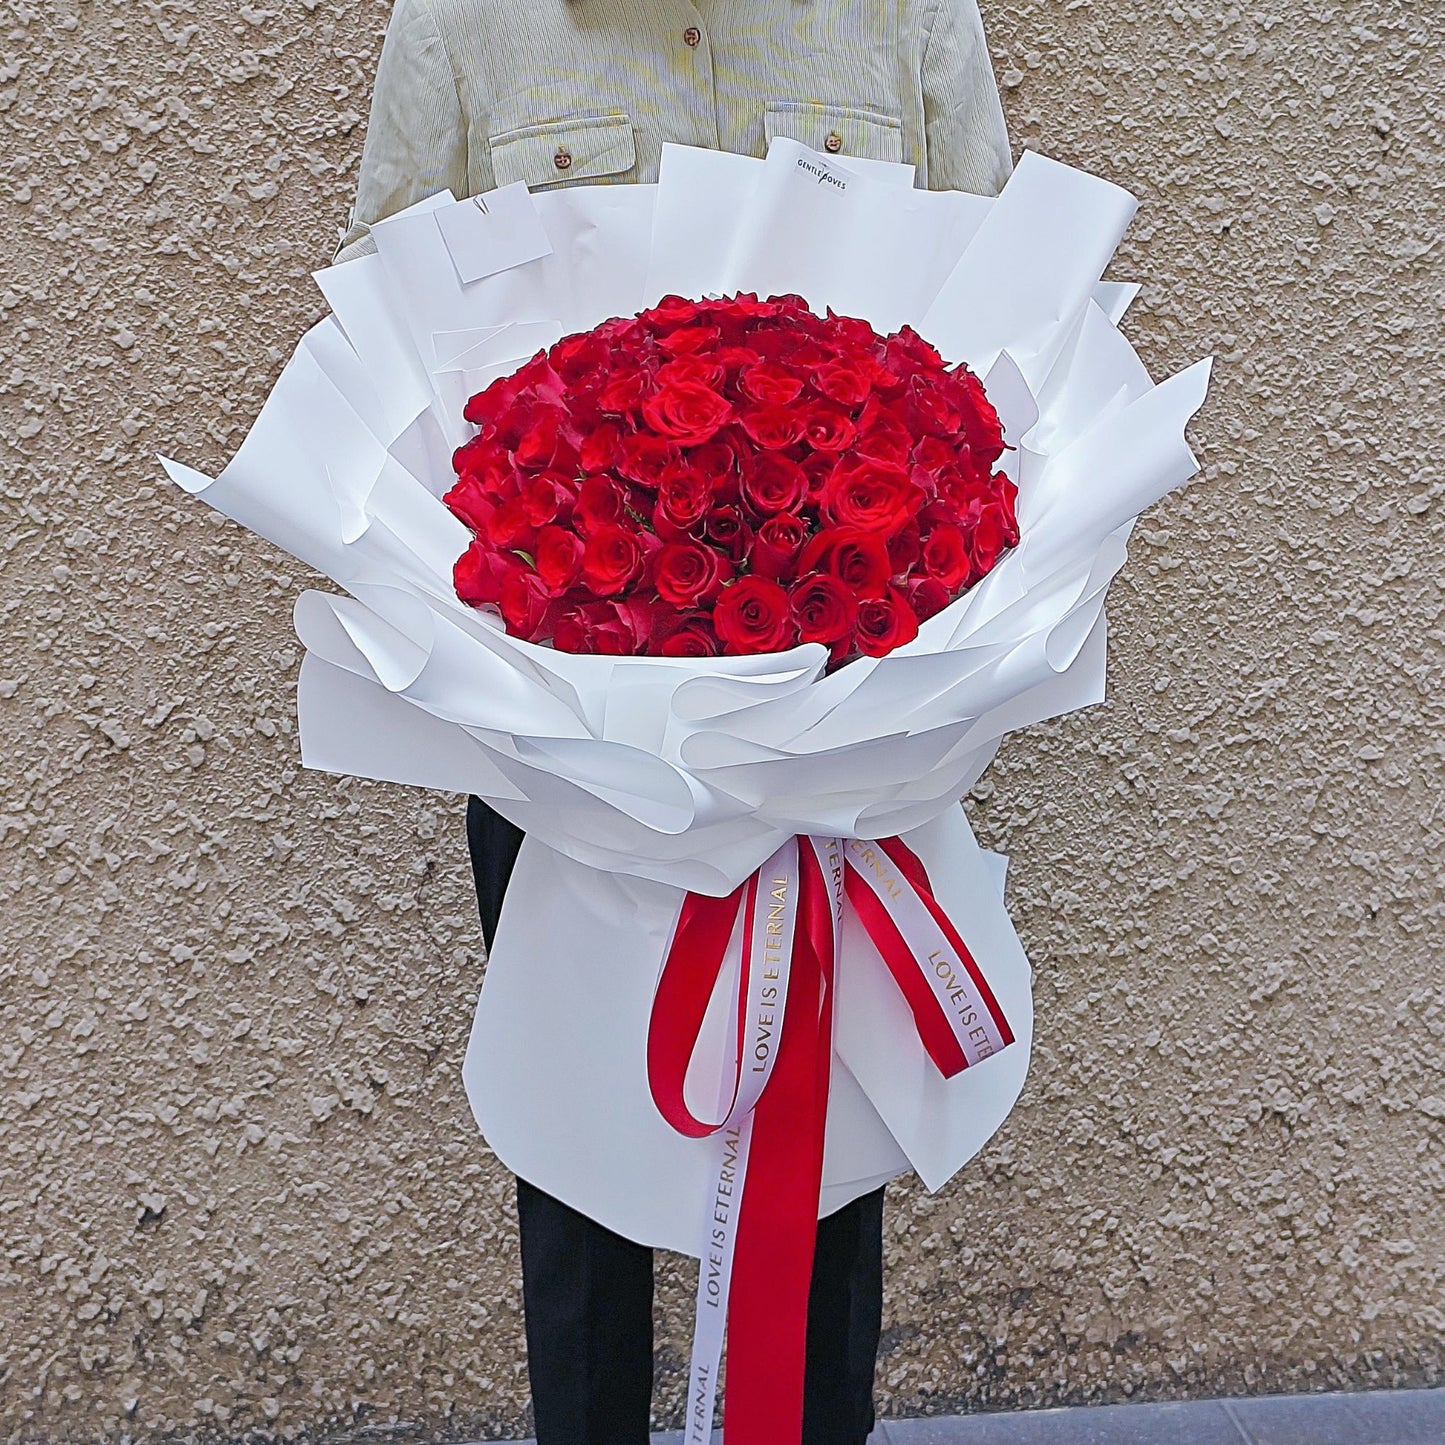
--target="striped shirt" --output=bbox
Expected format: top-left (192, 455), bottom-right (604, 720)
top-left (334, 0), bottom-right (1012, 264)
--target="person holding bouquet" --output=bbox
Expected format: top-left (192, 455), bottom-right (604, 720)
top-left (335, 4), bottom-right (1013, 1441)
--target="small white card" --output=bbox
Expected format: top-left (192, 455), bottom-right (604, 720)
top-left (433, 182), bottom-right (554, 286)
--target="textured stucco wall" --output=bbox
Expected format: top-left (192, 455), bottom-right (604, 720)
top-left (1, 0), bottom-right (1441, 1440)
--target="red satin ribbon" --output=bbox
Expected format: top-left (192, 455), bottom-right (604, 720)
top-left (647, 835), bottom-right (1010, 1443)
top-left (845, 836), bottom-right (1015, 1077)
top-left (647, 874), bottom-right (754, 1139)
top-left (724, 841), bottom-right (834, 1444)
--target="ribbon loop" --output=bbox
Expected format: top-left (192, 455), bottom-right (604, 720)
top-left (648, 837), bottom-right (801, 1140)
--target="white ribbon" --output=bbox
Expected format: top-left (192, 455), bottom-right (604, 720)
top-left (682, 835), bottom-right (801, 1445)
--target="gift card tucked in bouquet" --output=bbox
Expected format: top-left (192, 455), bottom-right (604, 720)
top-left (434, 181), bottom-right (554, 285)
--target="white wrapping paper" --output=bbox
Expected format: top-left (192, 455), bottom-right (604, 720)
top-left (162, 141), bottom-right (1211, 1251)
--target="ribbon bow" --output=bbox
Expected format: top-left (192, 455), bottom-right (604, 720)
top-left (648, 834), bottom-right (1014, 1444)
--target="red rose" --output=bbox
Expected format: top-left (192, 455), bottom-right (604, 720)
top-left (500, 568), bottom-right (552, 640)
top-left (647, 295), bottom-right (705, 328)
top-left (598, 368), bottom-right (649, 414)
top-left (550, 330), bottom-right (610, 385)
top-left (452, 433), bottom-right (506, 481)
top-left (855, 589), bottom-right (920, 657)
top-left (920, 523), bottom-right (971, 588)
top-left (510, 350), bottom-right (562, 397)
top-left (820, 455), bottom-right (920, 536)
top-left (641, 380), bottom-right (735, 446)
top-left (463, 368), bottom-right (528, 429)
top-left (785, 337), bottom-right (831, 370)
top-left (797, 527), bottom-right (893, 599)
top-left (803, 405), bottom-right (859, 453)
top-left (654, 539), bottom-right (731, 606)
top-left (907, 576), bottom-right (954, 622)
top-left (989, 474), bottom-right (1021, 547)
top-left (551, 604), bottom-right (592, 653)
top-left (521, 472), bottom-right (576, 527)
top-left (576, 476), bottom-right (626, 532)
top-left (904, 374), bottom-right (962, 440)
top-left (656, 354), bottom-right (727, 391)
top-left (751, 513), bottom-right (809, 579)
top-left (579, 422), bottom-right (622, 474)
top-left (704, 506), bottom-right (753, 563)
top-left (485, 495), bottom-right (537, 551)
top-left (505, 402), bottom-right (571, 471)
top-left (812, 358), bottom-right (874, 407)
top-left (616, 596), bottom-right (667, 649)
top-left (969, 503), bottom-right (1009, 576)
top-left (888, 523), bottom-right (922, 574)
top-left (684, 439), bottom-right (739, 508)
top-left (823, 312), bottom-right (880, 350)
top-left (616, 432), bottom-right (678, 487)
top-left (740, 362), bottom-right (805, 406)
top-left (723, 293), bottom-right (784, 320)
top-left (716, 344), bottom-right (765, 375)
top-left (581, 523), bottom-right (645, 595)
top-left (909, 435), bottom-right (966, 495)
top-left (856, 427), bottom-right (913, 470)
top-left (738, 404), bottom-right (806, 451)
top-left (658, 324), bottom-right (722, 357)
top-left (654, 466), bottom-right (712, 535)
top-left (689, 441), bottom-right (740, 499)
top-left (554, 599), bottom-right (652, 656)
top-left (658, 617), bottom-right (722, 657)
top-left (535, 525), bottom-right (585, 595)
top-left (455, 540), bottom-right (515, 607)
top-left (953, 366), bottom-right (1006, 465)
top-left (713, 575), bottom-right (795, 655)
top-left (799, 450), bottom-right (835, 500)
top-left (741, 454), bottom-right (808, 516)
top-left (443, 474), bottom-right (497, 535)
top-left (885, 326), bottom-right (944, 373)
top-left (789, 574), bottom-right (858, 647)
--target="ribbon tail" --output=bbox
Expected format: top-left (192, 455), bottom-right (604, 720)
top-left (683, 1118), bottom-right (753, 1445)
top-left (846, 836), bottom-right (1014, 1075)
top-left (722, 840), bottom-right (836, 1444)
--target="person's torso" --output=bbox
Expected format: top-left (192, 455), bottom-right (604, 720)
top-left (424, 0), bottom-right (936, 194)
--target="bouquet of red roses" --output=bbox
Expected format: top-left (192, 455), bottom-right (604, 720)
top-left (164, 140), bottom-right (1211, 1445)
top-left (444, 294), bottom-right (1019, 664)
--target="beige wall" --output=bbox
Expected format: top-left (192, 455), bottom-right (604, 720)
top-left (1, 0), bottom-right (1440, 1439)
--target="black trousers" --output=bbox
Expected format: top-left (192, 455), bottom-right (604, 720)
top-left (467, 796), bottom-right (885, 1445)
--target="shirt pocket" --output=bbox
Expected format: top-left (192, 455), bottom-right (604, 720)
top-left (488, 114), bottom-right (638, 190)
top-left (764, 102), bottom-right (904, 163)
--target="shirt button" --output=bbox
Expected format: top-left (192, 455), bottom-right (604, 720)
top-left (553, 146), bottom-right (573, 171)
top-left (824, 131), bottom-right (844, 154)
top-left (683, 25), bottom-right (702, 47)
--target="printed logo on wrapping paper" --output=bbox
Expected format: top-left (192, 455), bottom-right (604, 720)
top-left (795, 155), bottom-right (849, 192)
